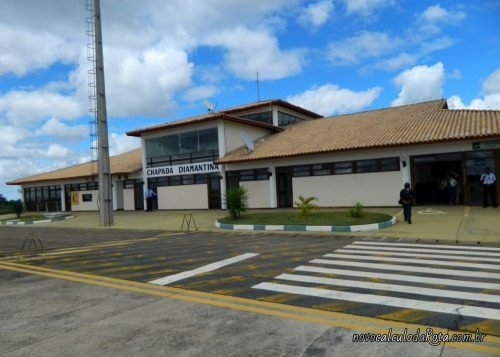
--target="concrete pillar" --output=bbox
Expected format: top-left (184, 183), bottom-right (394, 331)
top-left (269, 166), bottom-right (277, 208)
top-left (220, 166), bottom-right (227, 209)
top-left (60, 184), bottom-right (66, 212)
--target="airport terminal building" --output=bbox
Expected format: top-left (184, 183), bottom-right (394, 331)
top-left (7, 99), bottom-right (500, 211)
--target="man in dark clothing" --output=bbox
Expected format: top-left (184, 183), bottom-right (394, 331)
top-left (400, 182), bottom-right (415, 224)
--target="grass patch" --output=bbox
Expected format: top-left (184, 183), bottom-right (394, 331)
top-left (218, 211), bottom-right (392, 226)
top-left (1, 214), bottom-right (46, 222)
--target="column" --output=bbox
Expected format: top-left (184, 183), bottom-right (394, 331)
top-left (269, 166), bottom-right (277, 208)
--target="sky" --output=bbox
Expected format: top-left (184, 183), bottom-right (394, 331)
top-left (1, 0), bottom-right (499, 199)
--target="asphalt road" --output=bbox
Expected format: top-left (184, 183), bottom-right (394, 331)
top-left (1, 226), bottom-right (499, 356)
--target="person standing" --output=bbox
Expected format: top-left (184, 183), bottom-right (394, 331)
top-left (400, 182), bottom-right (415, 224)
top-left (448, 173), bottom-right (458, 205)
top-left (480, 167), bottom-right (497, 208)
top-left (145, 187), bottom-right (157, 212)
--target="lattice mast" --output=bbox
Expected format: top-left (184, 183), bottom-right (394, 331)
top-left (86, 0), bottom-right (113, 226)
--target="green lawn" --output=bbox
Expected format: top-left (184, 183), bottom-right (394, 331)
top-left (0, 214), bottom-right (46, 222)
top-left (219, 212), bottom-right (392, 226)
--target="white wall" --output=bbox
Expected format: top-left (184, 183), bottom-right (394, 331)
top-left (71, 190), bottom-right (99, 211)
top-left (157, 184), bottom-right (209, 209)
top-left (123, 189), bottom-right (135, 211)
top-left (240, 180), bottom-right (271, 208)
top-left (223, 121), bottom-right (272, 153)
top-left (293, 171), bottom-right (402, 207)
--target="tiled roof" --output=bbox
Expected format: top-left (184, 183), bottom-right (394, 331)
top-left (7, 148), bottom-right (142, 185)
top-left (216, 99), bottom-right (500, 164)
top-left (126, 113), bottom-right (281, 137)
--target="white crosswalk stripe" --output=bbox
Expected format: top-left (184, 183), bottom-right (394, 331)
top-left (252, 240), bottom-right (500, 321)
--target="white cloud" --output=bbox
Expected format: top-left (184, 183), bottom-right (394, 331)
top-left (0, 125), bottom-right (28, 146)
top-left (45, 144), bottom-right (70, 159)
top-left (298, 0), bottom-right (334, 29)
top-left (342, 0), bottom-right (394, 15)
top-left (420, 37), bottom-right (456, 55)
top-left (109, 133), bottom-right (141, 156)
top-left (418, 5), bottom-right (466, 34)
top-left (482, 69), bottom-right (500, 94)
top-left (287, 84), bottom-right (382, 116)
top-left (204, 27), bottom-right (305, 80)
top-left (391, 62), bottom-right (445, 106)
top-left (35, 117), bottom-right (88, 141)
top-left (0, 23), bottom-right (78, 76)
top-left (448, 68), bottom-right (500, 110)
top-left (0, 90), bottom-right (84, 125)
top-left (182, 85), bottom-right (219, 103)
top-left (328, 32), bottom-right (398, 65)
top-left (373, 53), bottom-right (418, 72)
top-left (102, 47), bottom-right (194, 117)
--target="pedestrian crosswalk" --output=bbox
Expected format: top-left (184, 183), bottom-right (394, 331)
top-left (252, 240), bottom-right (500, 321)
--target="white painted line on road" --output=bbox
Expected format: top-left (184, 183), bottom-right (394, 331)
top-left (323, 254), bottom-right (500, 271)
top-left (148, 253), bottom-right (259, 285)
top-left (336, 249), bottom-right (500, 263)
top-left (294, 265), bottom-right (500, 290)
top-left (252, 282), bottom-right (500, 320)
top-left (344, 245), bottom-right (500, 257)
top-left (310, 259), bottom-right (500, 280)
top-left (275, 273), bottom-right (500, 304)
top-left (352, 241), bottom-right (500, 252)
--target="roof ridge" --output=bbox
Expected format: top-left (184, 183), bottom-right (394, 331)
top-left (327, 98), bottom-right (447, 119)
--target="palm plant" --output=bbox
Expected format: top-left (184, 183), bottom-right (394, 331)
top-left (224, 187), bottom-right (249, 219)
top-left (295, 195), bottom-right (318, 217)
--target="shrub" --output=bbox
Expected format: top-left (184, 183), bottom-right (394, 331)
top-left (295, 195), bottom-right (319, 217)
top-left (224, 187), bottom-right (249, 219)
top-left (10, 199), bottom-right (25, 218)
top-left (349, 202), bottom-right (364, 218)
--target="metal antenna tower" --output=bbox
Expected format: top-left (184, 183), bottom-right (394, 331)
top-left (86, 0), bottom-right (113, 226)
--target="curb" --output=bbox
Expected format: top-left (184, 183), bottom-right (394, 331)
top-left (215, 216), bottom-right (396, 232)
top-left (1, 214), bottom-right (74, 225)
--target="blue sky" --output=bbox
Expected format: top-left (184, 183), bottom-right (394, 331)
top-left (1, 0), bottom-right (499, 199)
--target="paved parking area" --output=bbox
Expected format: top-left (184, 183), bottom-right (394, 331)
top-left (1, 226), bottom-right (499, 340)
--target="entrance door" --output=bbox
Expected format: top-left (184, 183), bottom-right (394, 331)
top-left (276, 168), bottom-right (293, 208)
top-left (465, 151), bottom-right (497, 205)
top-left (208, 173), bottom-right (221, 209)
top-left (134, 181), bottom-right (144, 210)
top-left (64, 185), bottom-right (72, 211)
top-left (411, 153), bottom-right (463, 204)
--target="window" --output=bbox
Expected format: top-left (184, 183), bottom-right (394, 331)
top-left (180, 131), bottom-right (198, 153)
top-left (240, 111), bottom-right (272, 125)
top-left (198, 128), bottom-right (219, 152)
top-left (145, 128), bottom-right (218, 159)
top-left (181, 175), bottom-right (194, 185)
top-left (278, 111), bottom-right (304, 127)
top-left (293, 165), bottom-right (310, 177)
top-left (226, 168), bottom-right (270, 187)
top-left (82, 194), bottom-right (93, 202)
top-left (356, 159), bottom-right (377, 173)
top-left (380, 158), bottom-right (399, 171)
top-left (312, 163), bottom-right (331, 176)
top-left (334, 162), bottom-right (353, 174)
top-left (239, 170), bottom-right (255, 181)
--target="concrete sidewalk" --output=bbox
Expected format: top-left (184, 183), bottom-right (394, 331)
top-left (6, 205), bottom-right (497, 243)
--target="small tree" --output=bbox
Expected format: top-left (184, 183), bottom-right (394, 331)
top-left (295, 195), bottom-right (318, 217)
top-left (349, 202), bottom-right (364, 218)
top-left (10, 199), bottom-right (25, 218)
top-left (224, 187), bottom-right (249, 219)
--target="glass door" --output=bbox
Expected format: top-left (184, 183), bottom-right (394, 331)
top-left (465, 151), bottom-right (496, 205)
